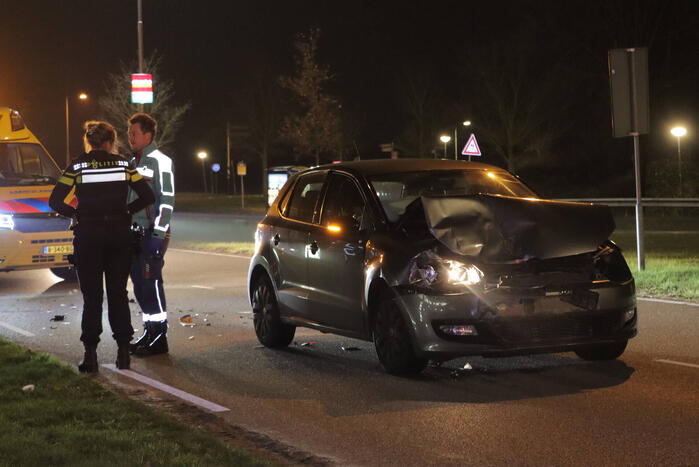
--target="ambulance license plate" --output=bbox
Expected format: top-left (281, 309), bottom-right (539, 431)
top-left (43, 245), bottom-right (73, 255)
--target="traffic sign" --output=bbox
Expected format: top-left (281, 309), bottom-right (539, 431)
top-left (236, 161), bottom-right (247, 176)
top-left (461, 133), bottom-right (481, 157)
top-left (131, 73), bottom-right (153, 104)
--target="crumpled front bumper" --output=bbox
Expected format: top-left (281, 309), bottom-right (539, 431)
top-left (393, 281), bottom-right (637, 360)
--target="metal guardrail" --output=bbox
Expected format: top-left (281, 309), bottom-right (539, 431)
top-left (555, 198), bottom-right (699, 207)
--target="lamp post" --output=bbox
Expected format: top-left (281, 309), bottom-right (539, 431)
top-left (65, 92), bottom-right (88, 165)
top-left (454, 120), bottom-right (471, 159)
top-left (670, 126), bottom-right (687, 197)
top-left (197, 151), bottom-right (208, 193)
top-left (439, 135), bottom-right (451, 158)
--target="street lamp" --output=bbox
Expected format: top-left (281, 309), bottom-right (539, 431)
top-left (453, 121), bottom-right (472, 159)
top-left (670, 126), bottom-right (687, 197)
top-left (197, 151), bottom-right (208, 193)
top-left (65, 92), bottom-right (88, 165)
top-left (439, 135), bottom-right (451, 158)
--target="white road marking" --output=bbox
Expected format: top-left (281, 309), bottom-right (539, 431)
top-left (170, 248), bottom-right (250, 260)
top-left (655, 359), bottom-right (699, 370)
top-left (102, 364), bottom-right (230, 413)
top-left (191, 285), bottom-right (215, 290)
top-left (638, 297), bottom-right (699, 308)
top-left (0, 321), bottom-right (35, 337)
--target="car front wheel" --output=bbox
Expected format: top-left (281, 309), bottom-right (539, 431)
top-left (373, 298), bottom-right (427, 375)
top-left (251, 275), bottom-right (295, 348)
top-left (50, 267), bottom-right (78, 281)
top-left (574, 340), bottom-right (628, 361)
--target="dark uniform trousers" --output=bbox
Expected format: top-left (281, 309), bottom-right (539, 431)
top-left (74, 218), bottom-right (134, 346)
top-left (130, 229), bottom-right (169, 324)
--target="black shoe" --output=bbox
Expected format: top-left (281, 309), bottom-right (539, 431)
top-left (131, 333), bottom-right (168, 357)
top-left (116, 345), bottom-right (130, 369)
top-left (78, 345), bottom-right (98, 373)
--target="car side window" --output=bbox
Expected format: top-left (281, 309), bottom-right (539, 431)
top-left (283, 172), bottom-right (326, 223)
top-left (321, 173), bottom-right (367, 230)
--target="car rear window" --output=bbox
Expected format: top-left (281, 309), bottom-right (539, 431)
top-left (369, 169), bottom-right (537, 222)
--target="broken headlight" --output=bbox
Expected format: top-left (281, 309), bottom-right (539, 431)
top-left (408, 250), bottom-right (483, 289)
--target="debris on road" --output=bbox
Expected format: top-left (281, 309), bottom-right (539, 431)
top-left (128, 298), bottom-right (136, 303)
top-left (300, 341), bottom-right (316, 347)
top-left (50, 315), bottom-right (65, 321)
top-left (341, 346), bottom-right (361, 352)
top-left (22, 384), bottom-right (35, 392)
top-left (179, 314), bottom-right (195, 327)
top-left (188, 336), bottom-right (195, 340)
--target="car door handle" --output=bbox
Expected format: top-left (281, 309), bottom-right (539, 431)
top-left (273, 234), bottom-right (280, 246)
top-left (309, 240), bottom-right (319, 254)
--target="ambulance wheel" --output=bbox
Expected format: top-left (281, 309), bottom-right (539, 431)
top-left (51, 267), bottom-right (78, 282)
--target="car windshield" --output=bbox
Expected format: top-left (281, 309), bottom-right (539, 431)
top-left (0, 143), bottom-right (60, 186)
top-left (369, 169), bottom-right (538, 222)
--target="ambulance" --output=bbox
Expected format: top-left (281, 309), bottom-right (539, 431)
top-left (0, 107), bottom-right (76, 280)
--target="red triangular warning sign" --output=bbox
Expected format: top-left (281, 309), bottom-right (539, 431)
top-left (461, 133), bottom-right (481, 156)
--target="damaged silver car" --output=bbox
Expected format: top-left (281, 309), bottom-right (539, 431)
top-left (248, 160), bottom-right (636, 374)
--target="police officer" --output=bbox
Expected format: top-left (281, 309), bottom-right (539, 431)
top-left (49, 121), bottom-right (154, 373)
top-left (127, 113), bottom-right (175, 356)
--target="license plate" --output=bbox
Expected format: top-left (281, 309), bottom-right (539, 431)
top-left (43, 244), bottom-right (73, 255)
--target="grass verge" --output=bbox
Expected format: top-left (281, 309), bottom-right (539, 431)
top-left (0, 338), bottom-right (268, 467)
top-left (173, 241), bottom-right (255, 256)
top-left (176, 192), bottom-right (267, 215)
top-left (612, 231), bottom-right (699, 301)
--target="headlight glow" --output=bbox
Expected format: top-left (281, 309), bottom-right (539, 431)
top-left (0, 214), bottom-right (14, 230)
top-left (408, 251), bottom-right (483, 289)
top-left (445, 260), bottom-right (483, 286)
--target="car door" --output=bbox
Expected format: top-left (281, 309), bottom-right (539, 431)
top-left (306, 172), bottom-right (369, 333)
top-left (271, 171), bottom-right (326, 320)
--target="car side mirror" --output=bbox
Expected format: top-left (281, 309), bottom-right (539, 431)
top-left (326, 215), bottom-right (360, 234)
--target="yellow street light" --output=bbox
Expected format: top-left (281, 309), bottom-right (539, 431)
top-left (670, 126), bottom-right (687, 196)
top-left (65, 92), bottom-right (88, 165)
top-left (439, 135), bottom-right (451, 158)
top-left (197, 151), bottom-right (208, 192)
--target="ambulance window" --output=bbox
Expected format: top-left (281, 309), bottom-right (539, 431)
top-left (0, 143), bottom-right (60, 185)
top-left (19, 145), bottom-right (41, 174)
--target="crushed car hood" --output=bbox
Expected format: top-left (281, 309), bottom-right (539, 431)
top-left (420, 195), bottom-right (615, 260)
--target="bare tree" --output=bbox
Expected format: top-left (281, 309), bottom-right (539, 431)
top-left (463, 37), bottom-right (568, 173)
top-left (279, 29), bottom-right (342, 165)
top-left (240, 61), bottom-right (285, 196)
top-left (98, 52), bottom-right (190, 154)
top-left (395, 66), bottom-right (439, 157)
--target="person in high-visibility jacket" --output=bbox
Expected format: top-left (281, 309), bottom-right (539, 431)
top-left (127, 113), bottom-right (175, 356)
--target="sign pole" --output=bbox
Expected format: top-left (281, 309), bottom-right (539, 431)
top-left (240, 175), bottom-right (245, 209)
top-left (629, 49), bottom-right (645, 270)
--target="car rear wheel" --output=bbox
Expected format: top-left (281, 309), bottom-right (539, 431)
top-left (251, 275), bottom-right (295, 348)
top-left (373, 298), bottom-right (428, 375)
top-left (574, 340), bottom-right (628, 361)
top-left (50, 267), bottom-right (78, 281)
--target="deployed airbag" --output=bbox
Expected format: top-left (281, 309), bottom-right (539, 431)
top-left (421, 195), bottom-right (615, 260)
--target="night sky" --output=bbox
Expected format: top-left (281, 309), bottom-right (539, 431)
top-left (2, 1), bottom-right (698, 196)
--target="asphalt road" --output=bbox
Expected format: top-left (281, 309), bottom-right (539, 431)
top-left (1, 250), bottom-right (698, 466)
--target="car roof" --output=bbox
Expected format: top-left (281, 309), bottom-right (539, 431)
top-left (313, 158), bottom-right (506, 177)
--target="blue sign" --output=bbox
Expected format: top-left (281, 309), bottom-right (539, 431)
top-left (211, 163), bottom-right (221, 173)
